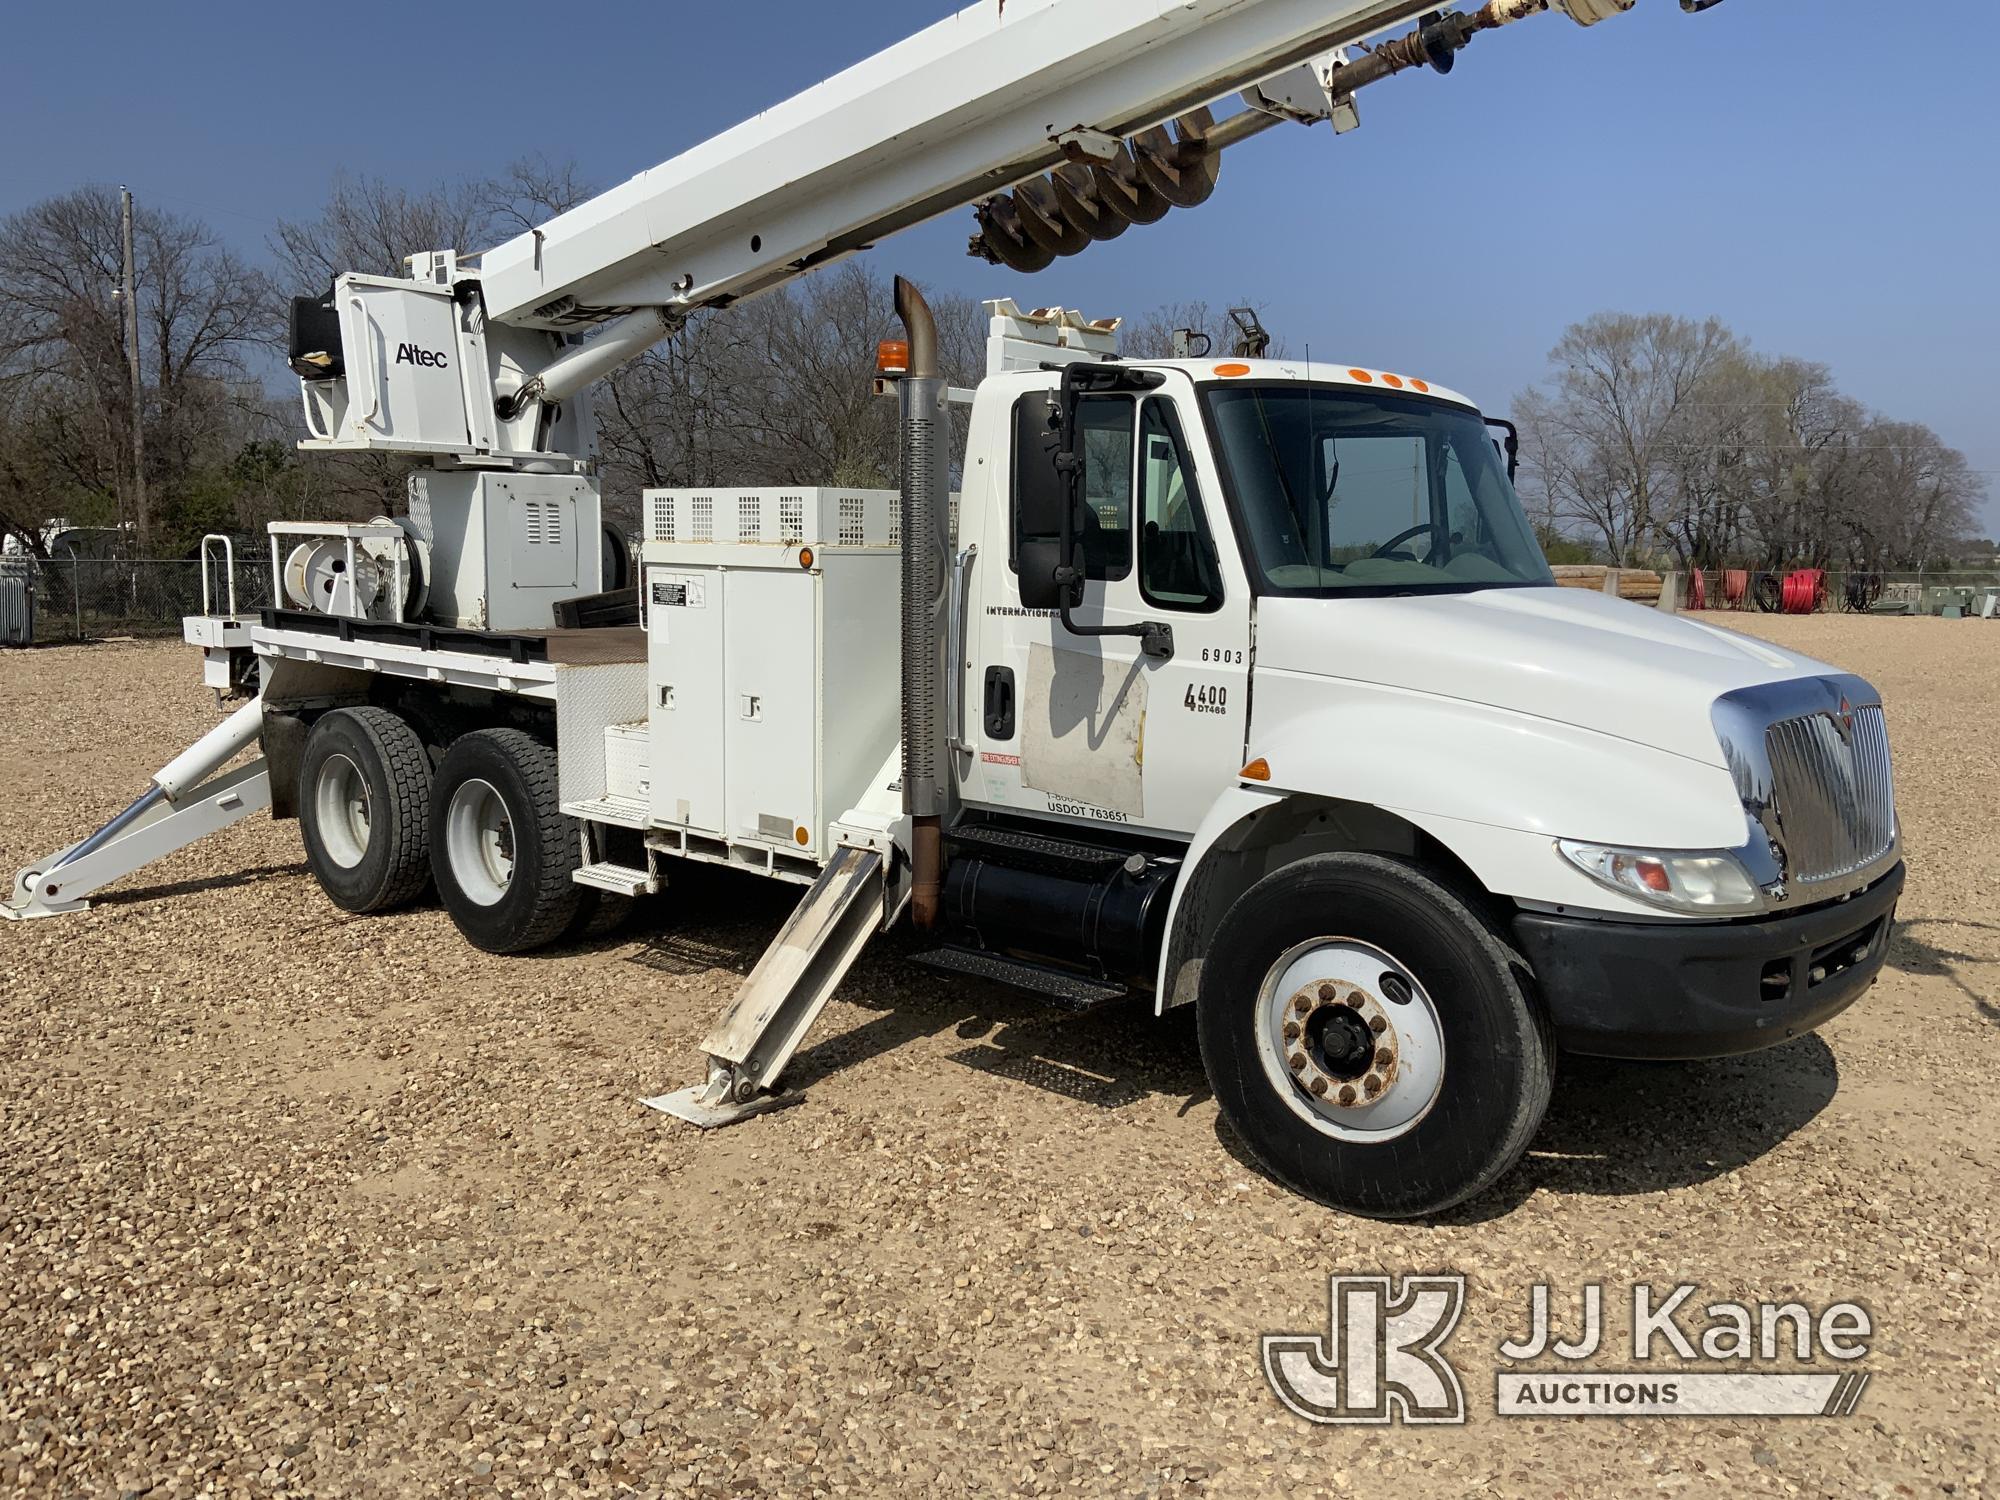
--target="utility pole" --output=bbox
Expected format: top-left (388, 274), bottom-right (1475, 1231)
top-left (119, 186), bottom-right (149, 555)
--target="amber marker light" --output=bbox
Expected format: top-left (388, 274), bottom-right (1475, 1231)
top-left (1213, 362), bottom-right (1251, 377)
top-left (1240, 758), bottom-right (1272, 782)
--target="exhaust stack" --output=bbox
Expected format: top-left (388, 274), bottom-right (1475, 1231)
top-left (894, 277), bottom-right (951, 928)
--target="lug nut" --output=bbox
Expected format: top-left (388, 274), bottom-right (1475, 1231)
top-left (1317, 982), bottom-right (1339, 1004)
top-left (1288, 1052), bottom-right (1307, 1073)
top-left (1338, 1085), bottom-right (1357, 1106)
top-left (1375, 1047), bottom-right (1394, 1068)
top-left (1363, 1075), bottom-right (1382, 1098)
top-left (1294, 996), bottom-right (1313, 1018)
top-left (1282, 1021), bottom-right (1301, 1042)
top-left (1310, 1077), bottom-right (1329, 1097)
top-left (1368, 1015), bottom-right (1388, 1035)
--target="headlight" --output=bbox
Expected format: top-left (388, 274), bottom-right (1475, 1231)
top-left (1556, 840), bottom-right (1764, 915)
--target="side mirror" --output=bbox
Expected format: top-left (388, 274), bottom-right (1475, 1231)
top-left (1013, 396), bottom-right (1082, 611)
top-left (1017, 536), bottom-right (1081, 612)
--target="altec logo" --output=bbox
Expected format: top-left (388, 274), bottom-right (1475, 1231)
top-left (394, 342), bottom-right (449, 370)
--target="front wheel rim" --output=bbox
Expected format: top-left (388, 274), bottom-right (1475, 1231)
top-left (446, 778), bottom-right (515, 906)
top-left (313, 753), bottom-right (371, 869)
top-left (1253, 938), bottom-right (1446, 1144)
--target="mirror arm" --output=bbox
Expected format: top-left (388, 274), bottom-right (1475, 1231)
top-left (1486, 416), bottom-right (1522, 482)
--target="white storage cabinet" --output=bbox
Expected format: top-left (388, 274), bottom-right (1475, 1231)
top-left (642, 488), bottom-right (901, 866)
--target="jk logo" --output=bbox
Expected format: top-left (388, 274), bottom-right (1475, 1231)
top-left (1262, 1275), bottom-right (1467, 1425)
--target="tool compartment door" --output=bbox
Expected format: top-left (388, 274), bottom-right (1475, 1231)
top-left (723, 569), bottom-right (821, 853)
top-left (647, 566), bottom-right (727, 834)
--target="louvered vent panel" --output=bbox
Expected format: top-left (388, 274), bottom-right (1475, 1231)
top-left (839, 496), bottom-right (867, 547)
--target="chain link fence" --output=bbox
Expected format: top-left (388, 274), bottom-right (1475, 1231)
top-left (16, 556), bottom-right (277, 643)
top-left (6, 555), bottom-right (1997, 647)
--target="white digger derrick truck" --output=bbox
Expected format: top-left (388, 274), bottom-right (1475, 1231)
top-left (5, 0), bottom-right (1904, 1218)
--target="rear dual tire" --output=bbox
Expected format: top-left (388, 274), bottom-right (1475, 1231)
top-left (429, 729), bottom-right (584, 954)
top-left (299, 708), bottom-right (433, 913)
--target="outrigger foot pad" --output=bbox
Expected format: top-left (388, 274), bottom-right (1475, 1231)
top-left (640, 1085), bottom-right (802, 1130)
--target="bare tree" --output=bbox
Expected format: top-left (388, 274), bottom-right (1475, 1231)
top-left (478, 155), bottom-right (598, 237)
top-left (272, 172), bottom-right (489, 289)
top-left (594, 265), bottom-right (985, 526)
top-left (0, 187), bottom-right (269, 553)
top-left (1515, 312), bottom-right (1739, 566)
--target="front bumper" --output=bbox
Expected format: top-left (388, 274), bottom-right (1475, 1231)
top-left (1513, 863), bottom-right (1904, 1060)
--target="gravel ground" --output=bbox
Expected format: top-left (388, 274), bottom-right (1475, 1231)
top-left (1, 615), bottom-right (1994, 1498)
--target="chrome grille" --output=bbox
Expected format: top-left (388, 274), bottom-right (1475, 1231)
top-left (1765, 705), bottom-right (1895, 885)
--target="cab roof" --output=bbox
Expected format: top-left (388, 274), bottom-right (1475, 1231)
top-left (1123, 357), bottom-right (1481, 413)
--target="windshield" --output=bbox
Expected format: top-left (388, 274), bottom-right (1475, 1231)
top-left (1202, 384), bottom-right (1553, 596)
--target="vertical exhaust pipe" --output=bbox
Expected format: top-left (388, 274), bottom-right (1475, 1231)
top-left (895, 276), bottom-right (950, 928)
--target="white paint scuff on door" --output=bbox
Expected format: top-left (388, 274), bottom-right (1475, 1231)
top-left (1020, 641), bottom-right (1147, 818)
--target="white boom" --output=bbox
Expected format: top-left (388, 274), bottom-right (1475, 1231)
top-left (477, 0), bottom-right (1617, 329)
top-left (289, 0), bottom-right (1675, 463)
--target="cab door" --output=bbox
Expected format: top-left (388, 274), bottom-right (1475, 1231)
top-left (964, 379), bottom-right (1250, 837)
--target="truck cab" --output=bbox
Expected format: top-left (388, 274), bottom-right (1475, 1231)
top-left (931, 344), bottom-right (1900, 1214)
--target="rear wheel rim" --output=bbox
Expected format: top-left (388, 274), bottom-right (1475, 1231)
top-left (446, 778), bottom-right (515, 907)
top-left (1253, 938), bottom-right (1445, 1144)
top-left (313, 753), bottom-right (371, 869)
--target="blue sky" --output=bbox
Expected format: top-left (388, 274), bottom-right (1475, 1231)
top-left (3, 0), bottom-right (1994, 530)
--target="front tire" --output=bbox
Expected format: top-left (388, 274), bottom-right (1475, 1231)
top-left (430, 729), bottom-right (583, 954)
top-left (298, 707), bottom-right (433, 914)
top-left (1197, 854), bottom-right (1552, 1219)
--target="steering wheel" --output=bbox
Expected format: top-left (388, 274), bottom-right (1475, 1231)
top-left (1370, 522), bottom-right (1435, 561)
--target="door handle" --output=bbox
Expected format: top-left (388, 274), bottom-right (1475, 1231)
top-left (983, 667), bottom-right (1015, 741)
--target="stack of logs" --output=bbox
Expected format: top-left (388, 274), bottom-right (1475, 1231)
top-left (1551, 566), bottom-right (1664, 604)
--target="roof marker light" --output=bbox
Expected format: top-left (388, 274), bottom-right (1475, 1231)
top-left (1213, 362), bottom-right (1251, 377)
top-left (1348, 368), bottom-right (1374, 384)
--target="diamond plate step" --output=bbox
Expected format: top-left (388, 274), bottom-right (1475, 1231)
top-left (943, 822), bottom-right (1133, 877)
top-left (573, 861), bottom-right (657, 896)
top-left (909, 945), bottom-right (1127, 1012)
top-left (564, 794), bottom-right (650, 830)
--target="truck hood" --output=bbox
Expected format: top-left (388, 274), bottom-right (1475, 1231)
top-left (1253, 586), bottom-right (1840, 769)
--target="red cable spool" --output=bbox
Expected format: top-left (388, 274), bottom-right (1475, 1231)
top-left (1723, 569), bottom-right (1749, 608)
top-left (1782, 569), bottom-right (1826, 615)
top-left (1686, 569), bottom-right (1708, 611)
